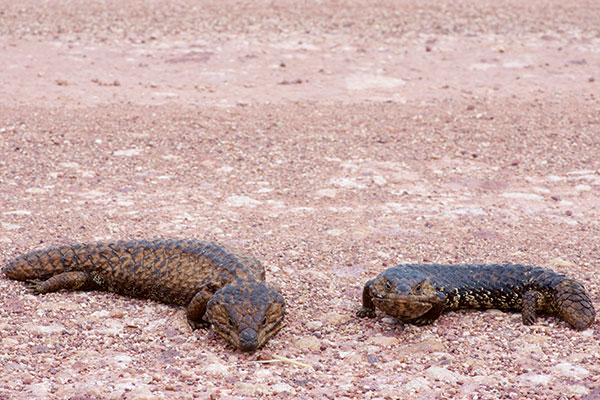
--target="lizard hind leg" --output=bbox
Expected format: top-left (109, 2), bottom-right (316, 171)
top-left (522, 290), bottom-right (544, 326)
top-left (32, 271), bottom-right (98, 294)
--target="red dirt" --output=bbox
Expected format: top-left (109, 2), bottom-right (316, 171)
top-left (1, 1), bottom-right (599, 399)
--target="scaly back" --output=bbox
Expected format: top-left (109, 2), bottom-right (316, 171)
top-left (4, 239), bottom-right (265, 306)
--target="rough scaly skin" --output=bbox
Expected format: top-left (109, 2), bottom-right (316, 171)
top-left (4, 239), bottom-right (286, 352)
top-left (357, 264), bottom-right (595, 330)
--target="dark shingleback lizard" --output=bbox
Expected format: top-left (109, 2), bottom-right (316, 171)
top-left (4, 238), bottom-right (286, 352)
top-left (357, 264), bottom-right (595, 330)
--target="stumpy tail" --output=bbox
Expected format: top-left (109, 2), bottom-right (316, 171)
top-left (4, 245), bottom-right (85, 281)
top-left (554, 278), bottom-right (596, 330)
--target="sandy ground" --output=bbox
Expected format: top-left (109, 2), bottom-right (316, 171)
top-left (1, 1), bottom-right (599, 399)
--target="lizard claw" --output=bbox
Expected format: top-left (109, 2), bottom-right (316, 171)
top-left (356, 307), bottom-right (376, 318)
top-left (188, 317), bottom-right (210, 330)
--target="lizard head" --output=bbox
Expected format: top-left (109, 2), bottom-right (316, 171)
top-left (369, 268), bottom-right (443, 321)
top-left (206, 280), bottom-right (286, 352)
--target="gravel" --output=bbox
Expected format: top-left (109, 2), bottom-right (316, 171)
top-left (1, 0), bottom-right (599, 399)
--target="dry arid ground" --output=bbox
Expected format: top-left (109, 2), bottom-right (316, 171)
top-left (1, 1), bottom-right (599, 399)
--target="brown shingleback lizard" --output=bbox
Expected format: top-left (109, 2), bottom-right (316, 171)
top-left (4, 239), bottom-right (286, 352)
top-left (357, 264), bottom-right (595, 330)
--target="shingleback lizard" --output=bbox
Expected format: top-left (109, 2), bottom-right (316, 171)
top-left (357, 263), bottom-right (595, 330)
top-left (4, 239), bottom-right (286, 351)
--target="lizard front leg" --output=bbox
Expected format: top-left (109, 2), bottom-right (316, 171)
top-left (356, 279), bottom-right (377, 318)
top-left (186, 290), bottom-right (214, 330)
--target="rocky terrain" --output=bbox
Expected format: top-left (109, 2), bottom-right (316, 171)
top-left (0, 0), bottom-right (599, 399)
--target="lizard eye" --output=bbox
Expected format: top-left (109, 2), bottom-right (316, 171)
top-left (384, 281), bottom-right (392, 291)
top-left (262, 315), bottom-right (269, 326)
top-left (227, 316), bottom-right (235, 327)
top-left (414, 280), bottom-right (427, 294)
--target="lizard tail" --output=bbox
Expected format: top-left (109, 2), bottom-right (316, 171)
top-left (4, 245), bottom-right (84, 281)
top-left (554, 278), bottom-right (596, 330)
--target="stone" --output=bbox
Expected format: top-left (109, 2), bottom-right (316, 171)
top-left (295, 336), bottom-right (321, 351)
top-left (501, 192), bottom-right (543, 200)
top-left (552, 362), bottom-right (589, 379)
top-left (113, 148), bottom-right (142, 156)
top-left (330, 177), bottom-right (367, 189)
top-left (520, 374), bottom-right (551, 386)
top-left (271, 383), bottom-right (295, 394)
top-left (205, 363), bottom-right (229, 375)
top-left (234, 382), bottom-right (266, 396)
top-left (315, 188), bottom-right (337, 198)
top-left (346, 73), bottom-right (406, 90)
top-left (367, 335), bottom-right (399, 347)
top-left (404, 377), bottom-right (431, 393)
top-left (424, 366), bottom-right (461, 384)
top-left (225, 195), bottom-right (262, 207)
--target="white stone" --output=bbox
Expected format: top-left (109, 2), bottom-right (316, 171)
top-left (295, 336), bottom-right (321, 351)
top-left (520, 374), bottom-right (551, 386)
top-left (25, 187), bottom-right (47, 194)
top-left (322, 312), bottom-right (350, 325)
top-left (25, 324), bottom-right (65, 334)
top-left (501, 192), bottom-right (543, 200)
top-left (367, 335), bottom-right (399, 347)
top-left (385, 202), bottom-right (408, 212)
top-left (59, 161), bottom-right (80, 168)
top-left (255, 368), bottom-right (272, 379)
top-left (425, 366), bottom-right (461, 384)
top-left (532, 186), bottom-right (550, 193)
top-left (315, 188), bottom-right (337, 198)
top-left (205, 363), bottom-right (229, 375)
top-left (330, 177), bottom-right (367, 189)
top-left (3, 210), bottom-right (31, 215)
top-left (26, 382), bottom-right (51, 397)
top-left (225, 195), bottom-right (262, 207)
top-left (346, 73), bottom-right (406, 90)
top-left (216, 165), bottom-right (234, 173)
top-left (306, 320), bottom-right (323, 330)
top-left (114, 355), bottom-right (132, 364)
top-left (271, 383), bottom-right (295, 394)
top-left (404, 377), bottom-right (431, 393)
top-left (2, 222), bottom-right (21, 230)
top-left (502, 60), bottom-right (529, 68)
top-left (91, 310), bottom-right (111, 318)
top-left (547, 175), bottom-right (564, 182)
top-left (566, 169), bottom-right (596, 175)
top-left (470, 62), bottom-right (495, 71)
top-left (234, 382), bottom-right (265, 396)
top-left (372, 175), bottom-right (387, 186)
top-left (445, 207), bottom-right (486, 216)
top-left (552, 362), bottom-right (589, 379)
top-left (291, 207), bottom-right (314, 213)
top-left (113, 148), bottom-right (142, 156)
top-left (566, 385), bottom-right (590, 396)
top-left (78, 190), bottom-right (106, 199)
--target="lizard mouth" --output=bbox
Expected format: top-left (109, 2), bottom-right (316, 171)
top-left (210, 311), bottom-right (286, 352)
top-left (372, 296), bottom-right (435, 320)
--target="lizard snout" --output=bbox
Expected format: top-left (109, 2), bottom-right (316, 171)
top-left (238, 328), bottom-right (259, 352)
